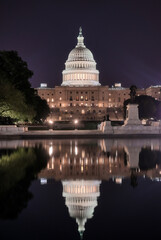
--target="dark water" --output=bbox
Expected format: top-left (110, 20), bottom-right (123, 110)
top-left (0, 138), bottom-right (161, 239)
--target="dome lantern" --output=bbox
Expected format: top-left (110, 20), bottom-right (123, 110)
top-left (76, 27), bottom-right (85, 48)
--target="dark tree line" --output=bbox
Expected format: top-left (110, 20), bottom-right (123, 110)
top-left (0, 51), bottom-right (50, 123)
top-left (124, 85), bottom-right (161, 120)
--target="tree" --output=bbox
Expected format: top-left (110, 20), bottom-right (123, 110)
top-left (0, 51), bottom-right (50, 123)
top-left (139, 148), bottom-right (161, 171)
top-left (130, 169), bottom-right (138, 188)
top-left (124, 95), bottom-right (160, 120)
top-left (0, 51), bottom-right (33, 92)
top-left (0, 77), bottom-right (35, 122)
top-left (0, 145), bottom-right (49, 219)
top-left (32, 94), bottom-right (50, 123)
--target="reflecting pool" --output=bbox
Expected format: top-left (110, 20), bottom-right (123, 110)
top-left (1, 138), bottom-right (161, 239)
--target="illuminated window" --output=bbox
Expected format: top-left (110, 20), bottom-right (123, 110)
top-left (81, 96), bottom-right (83, 100)
top-left (109, 98), bottom-right (111, 102)
top-left (47, 98), bottom-right (50, 102)
top-left (59, 97), bottom-right (62, 101)
top-left (82, 109), bottom-right (85, 114)
top-left (51, 98), bottom-right (54, 102)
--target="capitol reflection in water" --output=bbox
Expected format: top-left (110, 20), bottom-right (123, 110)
top-left (36, 138), bottom-right (161, 237)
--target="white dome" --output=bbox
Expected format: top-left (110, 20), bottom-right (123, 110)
top-left (62, 180), bottom-right (101, 238)
top-left (61, 27), bottom-right (100, 87)
top-left (67, 47), bottom-right (95, 62)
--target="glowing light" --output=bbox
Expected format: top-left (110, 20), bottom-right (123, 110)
top-left (115, 178), bottom-right (122, 184)
top-left (49, 146), bottom-right (53, 156)
top-left (82, 150), bottom-right (85, 158)
top-left (74, 119), bottom-right (78, 124)
top-left (52, 157), bottom-right (54, 169)
top-left (48, 119), bottom-right (53, 124)
top-left (75, 146), bottom-right (78, 155)
top-left (82, 109), bottom-right (85, 114)
top-left (60, 164), bottom-right (62, 172)
top-left (40, 178), bottom-right (47, 185)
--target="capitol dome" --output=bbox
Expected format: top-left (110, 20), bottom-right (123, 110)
top-left (61, 27), bottom-right (100, 87)
top-left (62, 180), bottom-right (101, 238)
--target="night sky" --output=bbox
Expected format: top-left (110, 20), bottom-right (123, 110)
top-left (0, 0), bottom-right (161, 89)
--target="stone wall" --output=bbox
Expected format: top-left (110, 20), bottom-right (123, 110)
top-left (0, 125), bottom-right (28, 134)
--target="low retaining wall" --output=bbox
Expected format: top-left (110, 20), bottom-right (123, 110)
top-left (100, 121), bottom-right (161, 135)
top-left (0, 125), bottom-right (28, 133)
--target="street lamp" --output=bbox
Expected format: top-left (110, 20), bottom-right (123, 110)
top-left (74, 119), bottom-right (78, 130)
top-left (48, 119), bottom-right (54, 131)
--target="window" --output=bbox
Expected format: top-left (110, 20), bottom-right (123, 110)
top-left (81, 96), bottom-right (84, 100)
top-left (70, 103), bottom-right (72, 106)
top-left (91, 96), bottom-right (94, 101)
top-left (76, 96), bottom-right (79, 101)
top-left (70, 96), bottom-right (73, 101)
top-left (82, 109), bottom-right (85, 114)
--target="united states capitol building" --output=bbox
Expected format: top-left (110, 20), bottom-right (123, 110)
top-left (36, 28), bottom-right (161, 121)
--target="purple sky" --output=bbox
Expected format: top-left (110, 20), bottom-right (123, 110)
top-left (0, 0), bottom-right (161, 88)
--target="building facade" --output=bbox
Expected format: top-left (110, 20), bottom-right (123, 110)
top-left (36, 28), bottom-right (161, 122)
